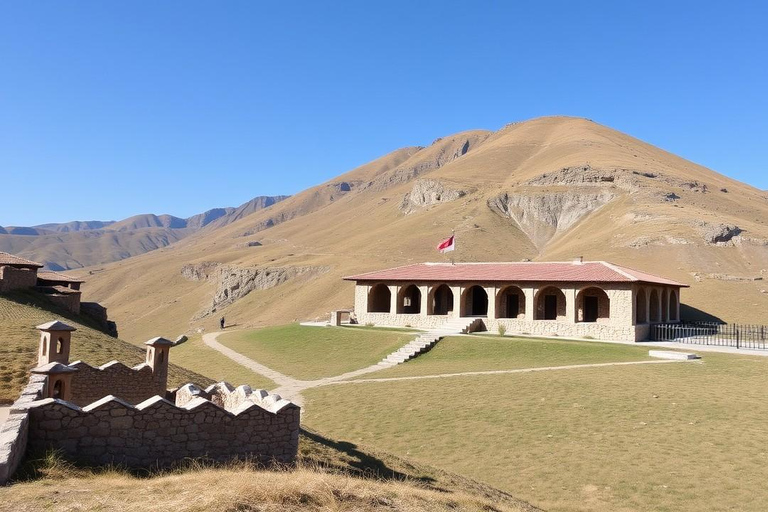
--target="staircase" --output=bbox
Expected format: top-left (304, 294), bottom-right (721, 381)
top-left (379, 317), bottom-right (483, 367)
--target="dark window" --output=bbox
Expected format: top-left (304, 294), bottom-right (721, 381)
top-left (506, 293), bottom-right (520, 318)
top-left (544, 295), bottom-right (558, 320)
top-left (584, 296), bottom-right (599, 322)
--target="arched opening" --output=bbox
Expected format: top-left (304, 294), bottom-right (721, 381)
top-left (576, 287), bottom-right (610, 323)
top-left (159, 350), bottom-right (165, 364)
top-left (669, 289), bottom-right (679, 321)
top-left (368, 284), bottom-right (391, 313)
top-left (397, 284), bottom-right (421, 314)
top-left (535, 286), bottom-right (566, 320)
top-left (661, 289), bottom-right (669, 322)
top-left (463, 285), bottom-right (488, 317)
top-left (56, 337), bottom-right (64, 354)
top-left (636, 288), bottom-right (648, 324)
top-left (42, 338), bottom-right (47, 356)
top-left (429, 284), bottom-right (454, 315)
top-left (53, 379), bottom-right (63, 399)
top-left (649, 289), bottom-right (660, 323)
top-left (496, 286), bottom-right (525, 319)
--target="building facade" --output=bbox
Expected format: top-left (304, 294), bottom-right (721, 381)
top-left (345, 260), bottom-right (688, 342)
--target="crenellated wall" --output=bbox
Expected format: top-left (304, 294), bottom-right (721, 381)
top-left (24, 387), bottom-right (300, 468)
top-left (68, 361), bottom-right (166, 407)
top-left (0, 266), bottom-right (38, 292)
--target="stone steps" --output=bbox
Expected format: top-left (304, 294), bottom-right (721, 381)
top-left (378, 318), bottom-right (480, 367)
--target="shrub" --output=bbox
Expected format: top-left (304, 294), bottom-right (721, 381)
top-left (365, 322), bottom-right (375, 327)
top-left (497, 324), bottom-right (507, 336)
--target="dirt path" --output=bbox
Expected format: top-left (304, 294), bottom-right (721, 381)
top-left (202, 331), bottom-right (694, 409)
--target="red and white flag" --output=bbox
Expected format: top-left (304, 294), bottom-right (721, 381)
top-left (437, 234), bottom-right (455, 253)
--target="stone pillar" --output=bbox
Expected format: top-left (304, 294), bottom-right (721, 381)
top-left (675, 288), bottom-right (681, 321)
top-left (31, 362), bottom-right (78, 401)
top-left (388, 284), bottom-right (398, 315)
top-left (486, 285), bottom-right (497, 320)
top-left (450, 285), bottom-right (461, 318)
top-left (523, 287), bottom-right (535, 320)
top-left (36, 320), bottom-right (76, 366)
top-left (565, 287), bottom-right (577, 323)
top-left (144, 337), bottom-right (175, 394)
top-left (419, 285), bottom-right (429, 316)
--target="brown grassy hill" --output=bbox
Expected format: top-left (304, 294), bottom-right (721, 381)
top-left (81, 116), bottom-right (768, 342)
top-left (0, 290), bottom-right (211, 404)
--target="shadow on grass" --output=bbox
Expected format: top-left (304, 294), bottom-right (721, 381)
top-left (299, 427), bottom-right (435, 485)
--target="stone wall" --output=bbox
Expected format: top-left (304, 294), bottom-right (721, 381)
top-left (68, 361), bottom-right (165, 407)
top-left (37, 289), bottom-right (81, 314)
top-left (25, 388), bottom-right (299, 468)
top-left (0, 266), bottom-right (38, 292)
top-left (0, 374), bottom-right (46, 484)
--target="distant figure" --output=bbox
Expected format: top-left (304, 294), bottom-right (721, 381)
top-left (220, 317), bottom-right (225, 330)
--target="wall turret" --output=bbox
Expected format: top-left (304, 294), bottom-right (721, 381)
top-left (36, 320), bottom-right (76, 366)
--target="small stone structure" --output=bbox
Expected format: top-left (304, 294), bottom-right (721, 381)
top-left (0, 253), bottom-right (42, 292)
top-left (345, 259), bottom-right (689, 342)
top-left (0, 321), bottom-right (300, 484)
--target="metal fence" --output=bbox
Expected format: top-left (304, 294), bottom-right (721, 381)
top-left (651, 322), bottom-right (768, 350)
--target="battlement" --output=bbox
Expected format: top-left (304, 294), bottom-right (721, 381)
top-left (67, 360), bottom-right (161, 406)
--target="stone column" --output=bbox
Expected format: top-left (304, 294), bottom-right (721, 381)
top-left (419, 285), bottom-right (429, 316)
top-left (565, 287), bottom-right (577, 323)
top-left (486, 285), bottom-right (497, 320)
top-left (145, 337), bottom-right (175, 395)
top-left (523, 287), bottom-right (535, 320)
top-left (388, 284), bottom-right (399, 315)
top-left (452, 285), bottom-right (463, 318)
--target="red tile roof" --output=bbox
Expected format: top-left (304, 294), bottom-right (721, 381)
top-left (344, 261), bottom-right (688, 287)
top-left (0, 251), bottom-right (43, 268)
top-left (37, 270), bottom-right (86, 283)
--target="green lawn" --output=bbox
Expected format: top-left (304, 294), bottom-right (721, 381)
top-left (170, 334), bottom-right (276, 390)
top-left (218, 324), bottom-right (416, 380)
top-left (305, 351), bottom-right (768, 512)
top-left (354, 334), bottom-right (654, 379)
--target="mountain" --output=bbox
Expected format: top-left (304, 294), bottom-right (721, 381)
top-left (0, 195), bottom-right (288, 270)
top-left (77, 116), bottom-right (768, 342)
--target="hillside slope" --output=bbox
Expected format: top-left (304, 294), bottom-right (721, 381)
top-left (82, 117), bottom-right (768, 341)
top-left (0, 290), bottom-right (211, 403)
top-left (0, 195), bottom-right (288, 270)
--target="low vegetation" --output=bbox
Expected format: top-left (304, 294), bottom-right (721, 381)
top-left (218, 325), bottom-right (415, 380)
top-left (0, 291), bottom-right (211, 403)
top-left (304, 345), bottom-right (768, 512)
top-left (2, 429), bottom-right (538, 512)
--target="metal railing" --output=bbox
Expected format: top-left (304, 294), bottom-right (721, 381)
top-left (650, 322), bottom-right (768, 350)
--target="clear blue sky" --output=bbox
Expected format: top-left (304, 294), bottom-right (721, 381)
top-left (1, 1), bottom-right (766, 226)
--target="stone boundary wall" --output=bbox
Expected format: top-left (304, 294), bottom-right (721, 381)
top-left (25, 388), bottom-right (300, 468)
top-left (0, 374), bottom-right (46, 484)
top-left (0, 266), bottom-right (38, 292)
top-left (68, 361), bottom-right (164, 407)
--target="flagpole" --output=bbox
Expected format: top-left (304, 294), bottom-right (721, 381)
top-left (451, 229), bottom-right (455, 266)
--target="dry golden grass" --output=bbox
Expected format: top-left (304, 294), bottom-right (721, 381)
top-left (1, 430), bottom-right (539, 512)
top-left (79, 116), bottom-right (768, 343)
top-left (0, 290), bottom-right (212, 403)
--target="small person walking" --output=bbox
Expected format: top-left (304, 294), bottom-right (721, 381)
top-left (220, 317), bottom-right (225, 330)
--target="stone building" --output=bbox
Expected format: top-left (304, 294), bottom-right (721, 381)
top-left (0, 252), bottom-right (43, 292)
top-left (345, 259), bottom-right (688, 342)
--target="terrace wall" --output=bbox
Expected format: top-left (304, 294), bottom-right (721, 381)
top-left (0, 375), bottom-right (46, 484)
top-left (68, 361), bottom-right (166, 407)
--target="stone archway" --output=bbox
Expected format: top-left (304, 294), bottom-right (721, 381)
top-left (463, 285), bottom-right (488, 317)
top-left (661, 289), bottom-right (669, 322)
top-left (649, 289), bottom-right (660, 323)
top-left (368, 284), bottom-right (391, 313)
top-left (576, 287), bottom-right (610, 323)
top-left (496, 285), bottom-right (525, 319)
top-left (397, 284), bottom-right (421, 314)
top-left (669, 289), bottom-right (679, 321)
top-left (636, 288), bottom-right (648, 324)
top-left (535, 286), bottom-right (566, 320)
top-left (429, 284), bottom-right (454, 315)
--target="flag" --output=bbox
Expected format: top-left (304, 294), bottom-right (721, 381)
top-left (437, 234), bottom-right (455, 253)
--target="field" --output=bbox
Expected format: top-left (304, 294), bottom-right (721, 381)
top-left (299, 336), bottom-right (768, 512)
top-left (217, 325), bottom-right (416, 380)
top-left (0, 291), bottom-right (211, 404)
top-left (171, 334), bottom-right (275, 390)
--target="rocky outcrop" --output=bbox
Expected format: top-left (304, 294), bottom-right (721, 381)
top-left (488, 189), bottom-right (616, 249)
top-left (182, 262), bottom-right (330, 316)
top-left (697, 222), bottom-right (742, 244)
top-left (399, 179), bottom-right (467, 215)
